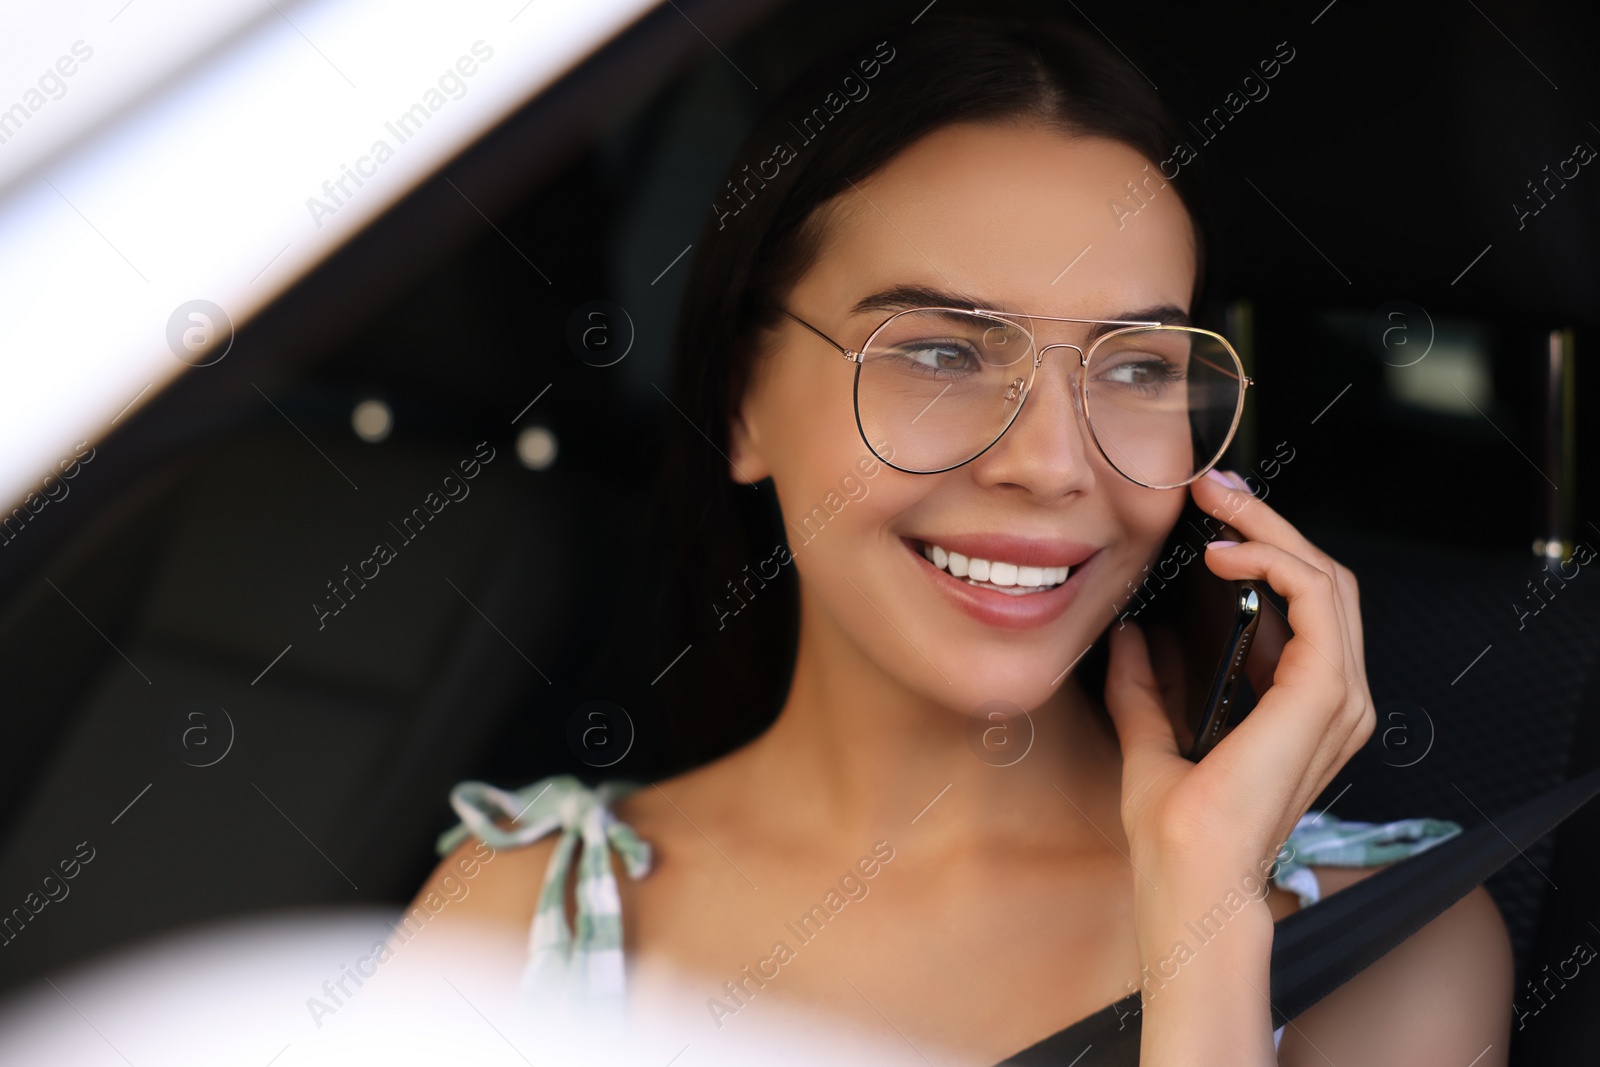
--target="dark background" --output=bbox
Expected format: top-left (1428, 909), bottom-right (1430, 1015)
top-left (0, 0), bottom-right (1596, 1060)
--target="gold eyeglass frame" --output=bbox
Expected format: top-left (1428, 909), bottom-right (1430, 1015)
top-left (779, 305), bottom-right (1254, 490)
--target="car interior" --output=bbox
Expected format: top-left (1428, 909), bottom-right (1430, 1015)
top-left (1, 1), bottom-right (1596, 1062)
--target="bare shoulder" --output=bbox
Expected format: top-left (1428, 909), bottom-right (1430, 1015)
top-left (405, 762), bottom-right (731, 938)
top-left (407, 832), bottom-right (561, 934)
top-left (376, 834), bottom-right (564, 994)
top-left (1279, 864), bottom-right (1514, 1066)
top-left (609, 749), bottom-right (757, 846)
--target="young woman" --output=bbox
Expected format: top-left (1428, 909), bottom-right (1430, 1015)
top-left (412, 13), bottom-right (1513, 1064)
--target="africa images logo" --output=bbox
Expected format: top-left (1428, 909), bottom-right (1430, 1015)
top-left (711, 40), bottom-right (896, 230)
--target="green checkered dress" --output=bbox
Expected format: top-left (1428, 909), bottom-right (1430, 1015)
top-left (436, 775), bottom-right (652, 1015)
top-left (437, 774), bottom-right (1462, 1029)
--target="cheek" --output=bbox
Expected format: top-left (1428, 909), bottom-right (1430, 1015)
top-left (775, 445), bottom-right (922, 559)
top-left (756, 351), bottom-right (885, 533)
top-left (754, 353), bottom-right (930, 611)
top-left (1099, 485), bottom-right (1186, 588)
top-left (1127, 486), bottom-right (1185, 540)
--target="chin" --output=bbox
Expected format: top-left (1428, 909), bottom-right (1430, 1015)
top-left (913, 649), bottom-right (1089, 722)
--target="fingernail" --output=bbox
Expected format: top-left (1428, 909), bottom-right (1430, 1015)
top-left (1223, 469), bottom-right (1252, 492)
top-left (1206, 540), bottom-right (1240, 550)
top-left (1203, 468), bottom-right (1234, 488)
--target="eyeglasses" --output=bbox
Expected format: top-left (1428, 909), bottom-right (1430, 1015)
top-left (779, 305), bottom-right (1253, 490)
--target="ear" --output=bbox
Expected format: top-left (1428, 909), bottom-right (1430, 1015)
top-left (727, 394), bottom-right (771, 486)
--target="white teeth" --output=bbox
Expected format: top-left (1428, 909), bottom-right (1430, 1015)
top-left (919, 541), bottom-right (1072, 590)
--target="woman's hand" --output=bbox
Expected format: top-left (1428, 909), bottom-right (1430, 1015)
top-left (1106, 467), bottom-right (1375, 879)
top-left (1102, 468), bottom-right (1377, 1064)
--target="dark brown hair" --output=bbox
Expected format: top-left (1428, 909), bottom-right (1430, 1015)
top-left (644, 10), bottom-right (1213, 776)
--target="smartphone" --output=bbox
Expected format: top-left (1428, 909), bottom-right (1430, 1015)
top-left (1186, 577), bottom-right (1263, 761)
top-left (1127, 498), bottom-right (1292, 761)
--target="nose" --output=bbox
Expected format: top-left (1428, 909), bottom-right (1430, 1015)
top-left (966, 340), bottom-right (1098, 498)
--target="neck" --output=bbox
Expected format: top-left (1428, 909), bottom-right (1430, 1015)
top-left (737, 583), bottom-right (1127, 862)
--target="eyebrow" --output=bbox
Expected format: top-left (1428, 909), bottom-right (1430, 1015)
top-left (848, 284), bottom-right (1191, 342)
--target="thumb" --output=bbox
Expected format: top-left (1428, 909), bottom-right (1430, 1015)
top-left (1103, 621), bottom-right (1180, 762)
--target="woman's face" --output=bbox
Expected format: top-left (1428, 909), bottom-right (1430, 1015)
top-left (730, 120), bottom-right (1199, 716)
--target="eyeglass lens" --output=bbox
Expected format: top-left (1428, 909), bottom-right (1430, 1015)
top-left (854, 309), bottom-right (1243, 488)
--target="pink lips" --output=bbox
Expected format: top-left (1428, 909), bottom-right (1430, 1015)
top-left (902, 535), bottom-right (1098, 631)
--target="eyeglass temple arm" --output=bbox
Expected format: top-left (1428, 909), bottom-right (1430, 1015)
top-left (780, 309), bottom-right (857, 360)
top-left (1189, 350), bottom-right (1255, 387)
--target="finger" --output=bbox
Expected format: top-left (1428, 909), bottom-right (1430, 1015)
top-left (1200, 540), bottom-right (1351, 696)
top-left (1331, 565), bottom-right (1377, 763)
top-left (1250, 554), bottom-right (1358, 722)
top-left (1202, 540), bottom-right (1363, 809)
top-left (1240, 584), bottom-right (1292, 700)
top-left (1193, 472), bottom-right (1360, 700)
top-left (1102, 621), bottom-right (1181, 762)
top-left (1333, 564), bottom-right (1368, 690)
top-left (1191, 471), bottom-right (1341, 580)
top-left (1194, 477), bottom-right (1375, 813)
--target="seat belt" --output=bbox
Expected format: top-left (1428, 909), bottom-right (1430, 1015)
top-left (1268, 764), bottom-right (1600, 1026)
top-left (995, 764), bottom-right (1600, 1065)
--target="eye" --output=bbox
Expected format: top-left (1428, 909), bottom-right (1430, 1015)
top-left (1095, 353), bottom-right (1184, 390)
top-left (891, 338), bottom-right (982, 374)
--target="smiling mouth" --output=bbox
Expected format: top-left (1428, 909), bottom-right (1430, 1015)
top-left (914, 539), bottom-right (1072, 596)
